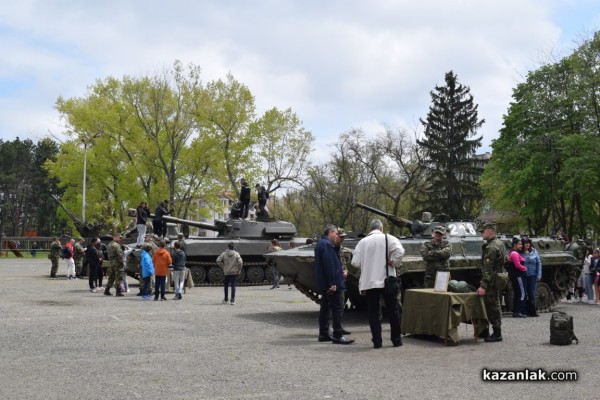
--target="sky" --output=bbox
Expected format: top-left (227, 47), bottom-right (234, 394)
top-left (1, 0), bottom-right (599, 162)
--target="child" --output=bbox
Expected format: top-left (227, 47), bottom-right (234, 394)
top-left (140, 244), bottom-right (154, 300)
top-left (152, 240), bottom-right (172, 301)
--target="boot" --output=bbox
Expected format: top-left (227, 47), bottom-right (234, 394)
top-left (104, 287), bottom-right (112, 296)
top-left (484, 328), bottom-right (502, 342)
top-left (115, 288), bottom-right (124, 297)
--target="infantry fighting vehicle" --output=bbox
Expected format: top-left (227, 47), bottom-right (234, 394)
top-left (126, 211), bottom-right (306, 286)
top-left (265, 202), bottom-right (584, 312)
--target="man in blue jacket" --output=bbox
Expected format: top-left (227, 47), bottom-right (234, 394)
top-left (315, 224), bottom-right (354, 345)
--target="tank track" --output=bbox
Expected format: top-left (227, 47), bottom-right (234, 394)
top-left (187, 261), bottom-right (272, 287)
top-left (293, 282), bottom-right (321, 304)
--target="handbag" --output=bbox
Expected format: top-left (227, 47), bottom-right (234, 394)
top-left (383, 233), bottom-right (400, 296)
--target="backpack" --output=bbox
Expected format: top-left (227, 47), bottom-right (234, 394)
top-left (550, 311), bottom-right (578, 345)
top-left (61, 246), bottom-right (71, 259)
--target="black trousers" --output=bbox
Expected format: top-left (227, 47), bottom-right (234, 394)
top-left (319, 290), bottom-right (345, 338)
top-left (365, 288), bottom-right (402, 346)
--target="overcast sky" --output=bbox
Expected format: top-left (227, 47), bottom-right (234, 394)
top-left (1, 0), bottom-right (599, 162)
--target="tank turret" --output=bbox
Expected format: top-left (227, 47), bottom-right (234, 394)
top-left (355, 202), bottom-right (478, 237)
top-left (266, 202), bottom-right (581, 313)
top-left (127, 210), bottom-right (305, 286)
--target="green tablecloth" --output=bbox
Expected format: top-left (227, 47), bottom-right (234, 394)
top-left (401, 288), bottom-right (488, 343)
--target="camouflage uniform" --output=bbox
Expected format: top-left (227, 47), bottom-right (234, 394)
top-left (420, 239), bottom-right (452, 288)
top-left (49, 240), bottom-right (61, 277)
top-left (73, 241), bottom-right (86, 277)
top-left (105, 240), bottom-right (124, 293)
top-left (480, 237), bottom-right (506, 329)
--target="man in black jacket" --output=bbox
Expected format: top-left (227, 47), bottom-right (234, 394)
top-left (239, 179), bottom-right (251, 219)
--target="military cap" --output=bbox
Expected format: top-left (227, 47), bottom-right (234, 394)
top-left (478, 223), bottom-right (496, 232)
top-left (433, 226), bottom-right (445, 235)
top-left (337, 228), bottom-right (348, 237)
top-left (77, 237), bottom-right (84, 241)
top-left (113, 233), bottom-right (123, 239)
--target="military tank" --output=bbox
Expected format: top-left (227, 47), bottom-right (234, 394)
top-left (126, 210), bottom-right (306, 286)
top-left (265, 202), bottom-right (583, 312)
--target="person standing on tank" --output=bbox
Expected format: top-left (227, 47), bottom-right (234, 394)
top-left (239, 178), bottom-right (251, 220)
top-left (217, 242), bottom-right (244, 305)
top-left (152, 201), bottom-right (173, 239)
top-left (136, 201), bottom-right (150, 247)
top-left (255, 184), bottom-right (269, 217)
top-left (476, 223), bottom-right (506, 342)
top-left (420, 226), bottom-right (451, 288)
top-left (351, 219), bottom-right (404, 349)
top-left (315, 225), bottom-right (354, 345)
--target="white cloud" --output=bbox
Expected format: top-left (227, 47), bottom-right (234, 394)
top-left (0, 0), bottom-right (597, 155)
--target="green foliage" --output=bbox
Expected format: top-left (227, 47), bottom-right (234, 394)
top-left (0, 138), bottom-right (62, 236)
top-left (418, 71), bottom-right (484, 219)
top-left (47, 62), bottom-right (314, 232)
top-left (482, 32), bottom-right (600, 238)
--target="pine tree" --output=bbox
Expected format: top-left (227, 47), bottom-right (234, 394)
top-left (417, 71), bottom-right (484, 219)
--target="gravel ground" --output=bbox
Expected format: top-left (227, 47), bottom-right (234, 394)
top-left (0, 258), bottom-right (597, 400)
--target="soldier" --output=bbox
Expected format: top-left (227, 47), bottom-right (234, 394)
top-left (420, 226), bottom-right (452, 288)
top-left (104, 234), bottom-right (125, 297)
top-left (49, 237), bottom-right (61, 278)
top-left (476, 223), bottom-right (506, 342)
top-left (73, 237), bottom-right (86, 278)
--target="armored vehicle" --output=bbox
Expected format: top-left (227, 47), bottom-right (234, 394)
top-left (265, 203), bottom-right (583, 312)
top-left (126, 212), bottom-right (306, 286)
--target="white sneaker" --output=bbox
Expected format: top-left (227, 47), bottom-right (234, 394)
top-left (588, 300), bottom-right (595, 304)
top-left (222, 299), bottom-right (228, 304)
top-left (230, 300), bottom-right (235, 305)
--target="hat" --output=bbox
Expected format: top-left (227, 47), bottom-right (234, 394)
top-left (478, 223), bottom-right (496, 232)
top-left (337, 228), bottom-right (348, 237)
top-left (113, 233), bottom-right (123, 239)
top-left (77, 237), bottom-right (84, 241)
top-left (433, 226), bottom-right (445, 235)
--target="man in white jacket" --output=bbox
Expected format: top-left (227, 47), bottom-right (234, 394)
top-left (351, 219), bottom-right (405, 349)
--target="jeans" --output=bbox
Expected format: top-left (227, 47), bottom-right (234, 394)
top-left (510, 275), bottom-right (527, 315)
top-left (154, 275), bottom-right (166, 299)
top-left (318, 290), bottom-right (345, 338)
top-left (271, 266), bottom-right (280, 288)
top-left (223, 275), bottom-right (237, 301)
top-left (136, 224), bottom-right (146, 246)
top-left (173, 270), bottom-right (185, 294)
top-left (141, 276), bottom-right (151, 296)
top-left (524, 275), bottom-right (538, 315)
top-left (365, 288), bottom-right (402, 346)
top-left (584, 273), bottom-right (595, 302)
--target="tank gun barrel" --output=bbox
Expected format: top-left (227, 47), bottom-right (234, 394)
top-left (354, 202), bottom-right (413, 229)
top-left (162, 215), bottom-right (221, 232)
top-left (50, 195), bottom-right (103, 238)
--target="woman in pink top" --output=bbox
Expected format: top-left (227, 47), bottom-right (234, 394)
top-left (508, 237), bottom-right (527, 318)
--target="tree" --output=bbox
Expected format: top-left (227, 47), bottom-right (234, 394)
top-left (0, 138), bottom-right (62, 236)
top-left (482, 37), bottom-right (600, 239)
top-left (254, 107), bottom-right (314, 194)
top-left (417, 71), bottom-right (484, 219)
top-left (343, 127), bottom-right (424, 235)
top-left (196, 73), bottom-right (259, 198)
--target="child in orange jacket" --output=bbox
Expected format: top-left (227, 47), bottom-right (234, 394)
top-left (152, 240), bottom-right (172, 301)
